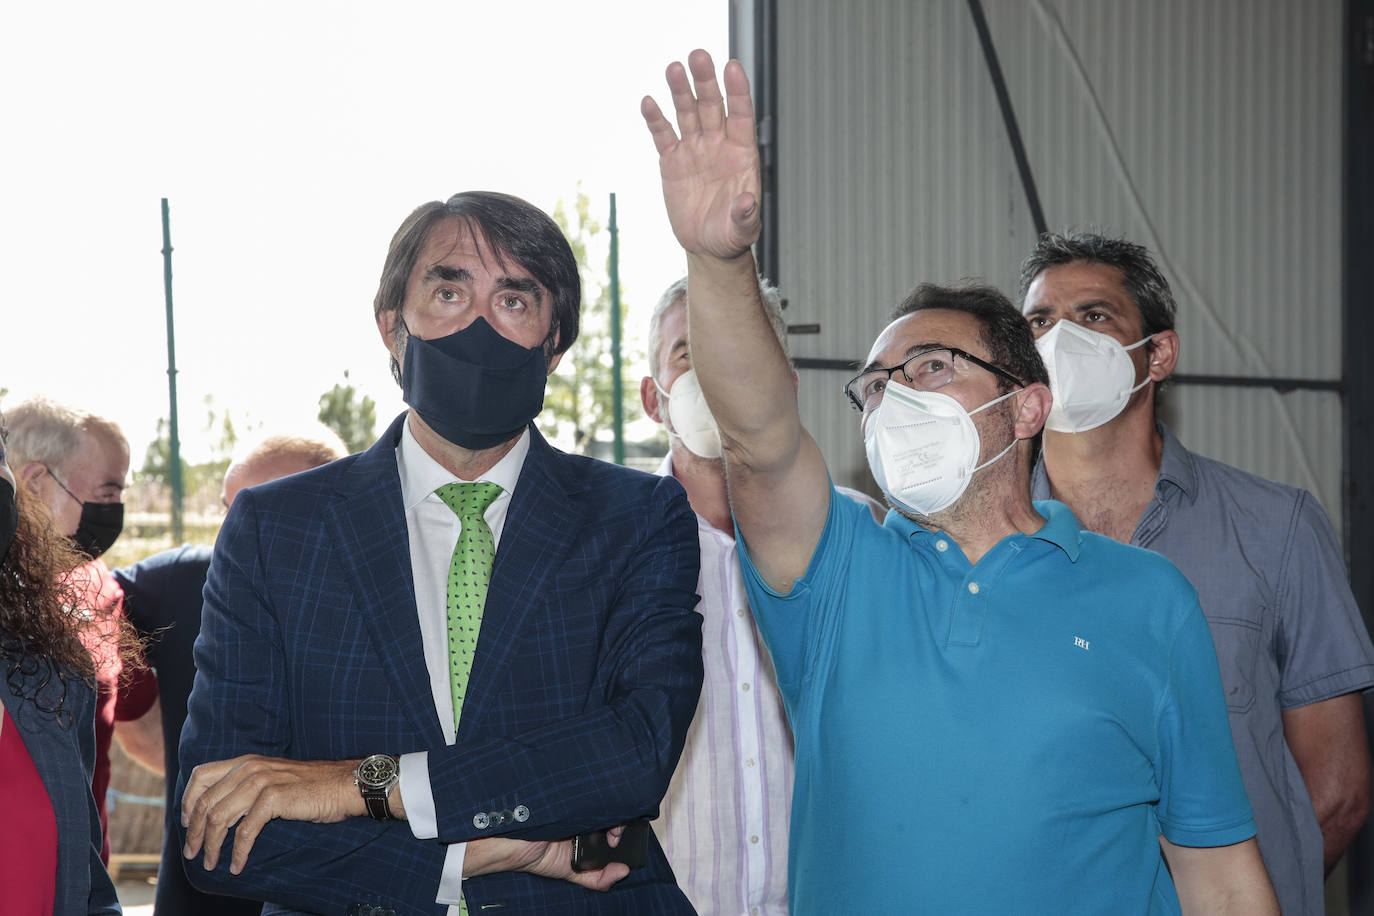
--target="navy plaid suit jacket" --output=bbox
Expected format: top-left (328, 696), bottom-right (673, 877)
top-left (178, 415), bottom-right (703, 914)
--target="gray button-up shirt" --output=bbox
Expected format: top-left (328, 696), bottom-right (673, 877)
top-left (1033, 423), bottom-right (1374, 916)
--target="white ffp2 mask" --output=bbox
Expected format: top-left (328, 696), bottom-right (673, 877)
top-left (863, 382), bottom-right (1019, 517)
top-left (657, 369), bottom-right (723, 459)
top-left (1036, 321), bottom-right (1153, 433)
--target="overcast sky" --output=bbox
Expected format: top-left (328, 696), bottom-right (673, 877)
top-left (3, 0), bottom-right (728, 464)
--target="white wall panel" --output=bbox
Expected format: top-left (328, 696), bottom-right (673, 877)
top-left (772, 0), bottom-right (1346, 536)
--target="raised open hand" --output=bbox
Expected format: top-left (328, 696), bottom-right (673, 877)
top-left (642, 49), bottom-right (761, 260)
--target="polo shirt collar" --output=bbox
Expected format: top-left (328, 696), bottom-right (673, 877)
top-left (1027, 500), bottom-right (1082, 562)
top-left (884, 500), bottom-right (1082, 563)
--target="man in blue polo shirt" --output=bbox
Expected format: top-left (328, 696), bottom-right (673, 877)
top-left (642, 51), bottom-right (1279, 913)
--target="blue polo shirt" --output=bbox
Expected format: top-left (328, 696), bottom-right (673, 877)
top-left (738, 490), bottom-right (1255, 914)
top-left (1035, 423), bottom-right (1374, 916)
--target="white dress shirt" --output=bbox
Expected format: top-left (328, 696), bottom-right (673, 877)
top-left (394, 416), bottom-right (529, 911)
top-left (650, 453), bottom-right (793, 916)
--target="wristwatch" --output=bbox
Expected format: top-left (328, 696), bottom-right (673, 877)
top-left (354, 754), bottom-right (400, 821)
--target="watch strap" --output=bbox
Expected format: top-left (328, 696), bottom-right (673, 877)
top-left (362, 790), bottom-right (393, 821)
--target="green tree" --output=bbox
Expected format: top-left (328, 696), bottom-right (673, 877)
top-left (139, 416), bottom-right (188, 485)
top-left (540, 187), bottom-right (644, 456)
top-left (318, 370), bottom-right (377, 453)
top-left (138, 397), bottom-right (240, 491)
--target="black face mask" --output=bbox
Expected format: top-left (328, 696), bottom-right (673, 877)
top-left (72, 501), bottom-right (124, 559)
top-left (0, 477), bottom-right (18, 565)
top-left (47, 468), bottom-right (124, 559)
top-left (400, 317), bottom-right (549, 451)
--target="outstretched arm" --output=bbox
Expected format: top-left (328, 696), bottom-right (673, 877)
top-left (643, 50), bottom-right (831, 592)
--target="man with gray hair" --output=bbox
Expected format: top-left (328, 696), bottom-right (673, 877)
top-left (115, 426), bottom-right (348, 916)
top-left (6, 396), bottom-right (149, 863)
top-left (641, 276), bottom-right (882, 915)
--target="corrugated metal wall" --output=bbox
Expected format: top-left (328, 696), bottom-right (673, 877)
top-left (769, 0), bottom-right (1345, 531)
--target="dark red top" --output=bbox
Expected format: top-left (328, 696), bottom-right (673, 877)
top-left (0, 708), bottom-right (58, 915)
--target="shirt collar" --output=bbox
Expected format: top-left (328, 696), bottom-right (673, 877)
top-left (396, 415), bottom-right (529, 511)
top-left (1153, 421), bottom-right (1197, 503)
top-left (1030, 422), bottom-right (1197, 507)
top-left (654, 452), bottom-right (674, 479)
top-left (655, 450), bottom-right (736, 542)
top-left (1027, 499), bottom-right (1082, 562)
top-left (883, 499), bottom-right (1082, 562)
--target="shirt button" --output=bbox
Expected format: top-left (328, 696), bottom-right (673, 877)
top-left (752, 909), bottom-right (760, 916)
top-left (741, 682), bottom-right (751, 692)
top-left (936, 539), bottom-right (948, 552)
top-left (736, 607), bottom-right (746, 618)
top-left (750, 835), bottom-right (760, 844)
top-left (968, 582), bottom-right (980, 594)
top-left (745, 758), bottom-right (756, 768)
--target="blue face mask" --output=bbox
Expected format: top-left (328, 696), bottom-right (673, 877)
top-left (399, 317), bottom-right (549, 451)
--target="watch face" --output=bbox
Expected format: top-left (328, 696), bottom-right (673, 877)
top-left (357, 754), bottom-right (398, 788)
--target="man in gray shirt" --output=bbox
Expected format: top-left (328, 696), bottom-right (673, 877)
top-left (1019, 231), bottom-right (1374, 915)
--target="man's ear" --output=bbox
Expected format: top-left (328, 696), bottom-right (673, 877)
top-left (1012, 383), bottom-right (1053, 440)
top-left (1147, 330), bottom-right (1179, 382)
top-left (640, 376), bottom-right (664, 423)
top-left (16, 460), bottom-right (48, 496)
top-left (376, 309), bottom-right (398, 348)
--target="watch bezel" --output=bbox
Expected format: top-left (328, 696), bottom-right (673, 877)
top-left (355, 753), bottom-right (399, 790)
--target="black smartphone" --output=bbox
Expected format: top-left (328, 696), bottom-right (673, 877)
top-left (569, 819), bottom-right (652, 873)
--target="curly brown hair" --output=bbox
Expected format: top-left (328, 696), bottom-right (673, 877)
top-left (1, 485), bottom-right (103, 724)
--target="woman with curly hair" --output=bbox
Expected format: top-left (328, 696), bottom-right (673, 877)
top-left (0, 419), bottom-right (120, 915)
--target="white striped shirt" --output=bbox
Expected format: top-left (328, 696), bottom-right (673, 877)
top-left (652, 488), bottom-right (791, 914)
top-left (652, 455), bottom-right (885, 915)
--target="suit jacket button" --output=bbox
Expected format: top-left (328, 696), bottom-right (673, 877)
top-left (473, 812), bottom-right (491, 829)
top-left (513, 805), bottom-right (530, 822)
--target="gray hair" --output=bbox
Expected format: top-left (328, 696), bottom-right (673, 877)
top-left (647, 275), bottom-right (791, 380)
top-left (5, 397), bottom-right (127, 473)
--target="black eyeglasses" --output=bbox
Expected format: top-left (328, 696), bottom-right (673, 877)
top-left (844, 346), bottom-right (1025, 412)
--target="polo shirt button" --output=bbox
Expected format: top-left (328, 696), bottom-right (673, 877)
top-left (968, 582), bottom-right (980, 594)
top-left (936, 539), bottom-right (948, 552)
top-left (473, 812), bottom-right (490, 829)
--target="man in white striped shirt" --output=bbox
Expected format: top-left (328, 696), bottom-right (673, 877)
top-left (640, 277), bottom-right (884, 915)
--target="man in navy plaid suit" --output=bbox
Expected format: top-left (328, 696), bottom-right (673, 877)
top-left (177, 191), bottom-right (704, 915)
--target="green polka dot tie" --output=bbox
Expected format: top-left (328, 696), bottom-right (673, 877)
top-left (434, 481), bottom-right (503, 734)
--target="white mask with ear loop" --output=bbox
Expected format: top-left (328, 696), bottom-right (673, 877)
top-left (1036, 321), bottom-right (1154, 433)
top-left (656, 369), bottom-right (723, 460)
top-left (863, 381), bottom-right (1021, 517)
